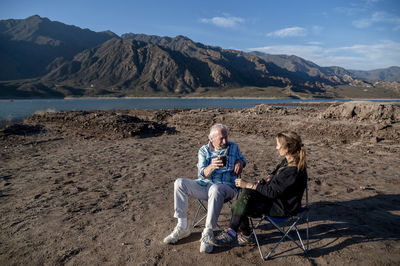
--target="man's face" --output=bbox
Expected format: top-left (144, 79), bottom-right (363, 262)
top-left (210, 129), bottom-right (228, 150)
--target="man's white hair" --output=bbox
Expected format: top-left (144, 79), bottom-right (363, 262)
top-left (209, 124), bottom-right (228, 139)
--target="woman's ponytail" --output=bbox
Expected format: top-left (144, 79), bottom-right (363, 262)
top-left (297, 144), bottom-right (306, 171)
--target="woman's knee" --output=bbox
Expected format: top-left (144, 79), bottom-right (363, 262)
top-left (232, 189), bottom-right (253, 215)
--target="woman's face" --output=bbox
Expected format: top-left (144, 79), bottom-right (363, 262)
top-left (276, 138), bottom-right (288, 157)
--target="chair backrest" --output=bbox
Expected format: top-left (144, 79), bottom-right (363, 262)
top-left (305, 177), bottom-right (309, 209)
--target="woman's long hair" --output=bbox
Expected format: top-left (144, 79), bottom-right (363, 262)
top-left (277, 131), bottom-right (306, 171)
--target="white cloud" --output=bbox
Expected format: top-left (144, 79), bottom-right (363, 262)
top-left (199, 16), bottom-right (244, 28)
top-left (365, 0), bottom-right (382, 4)
top-left (249, 44), bottom-right (322, 58)
top-left (308, 41), bottom-right (323, 45)
top-left (249, 40), bottom-right (400, 70)
top-left (335, 7), bottom-right (360, 16)
top-left (312, 26), bottom-right (323, 34)
top-left (353, 19), bottom-right (372, 28)
top-left (353, 11), bottom-right (400, 30)
top-left (266, 27), bottom-right (307, 38)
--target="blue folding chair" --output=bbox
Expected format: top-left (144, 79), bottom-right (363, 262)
top-left (249, 181), bottom-right (309, 260)
top-left (192, 175), bottom-right (241, 229)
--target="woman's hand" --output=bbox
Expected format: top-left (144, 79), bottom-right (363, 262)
top-left (235, 178), bottom-right (258, 190)
top-left (235, 178), bottom-right (247, 188)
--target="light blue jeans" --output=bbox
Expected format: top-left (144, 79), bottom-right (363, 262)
top-left (173, 178), bottom-right (236, 230)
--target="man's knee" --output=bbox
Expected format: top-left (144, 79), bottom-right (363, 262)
top-left (174, 178), bottom-right (185, 190)
top-left (208, 184), bottom-right (225, 198)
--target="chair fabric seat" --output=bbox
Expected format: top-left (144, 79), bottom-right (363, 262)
top-left (267, 207), bottom-right (308, 223)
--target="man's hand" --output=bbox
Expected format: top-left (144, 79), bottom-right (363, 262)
top-left (211, 157), bottom-right (224, 169)
top-left (233, 159), bottom-right (244, 175)
top-left (203, 157), bottom-right (224, 178)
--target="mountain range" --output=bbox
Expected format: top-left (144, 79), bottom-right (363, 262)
top-left (1, 15), bottom-right (399, 98)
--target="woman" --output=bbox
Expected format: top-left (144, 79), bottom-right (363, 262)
top-left (213, 131), bottom-right (307, 246)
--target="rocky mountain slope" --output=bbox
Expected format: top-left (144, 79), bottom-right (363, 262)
top-left (42, 33), bottom-right (353, 95)
top-left (0, 15), bottom-right (117, 80)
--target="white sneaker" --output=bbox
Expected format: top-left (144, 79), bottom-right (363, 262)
top-left (200, 228), bottom-right (214, 253)
top-left (163, 225), bottom-right (191, 244)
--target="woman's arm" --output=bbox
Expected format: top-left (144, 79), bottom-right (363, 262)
top-left (256, 166), bottom-right (298, 199)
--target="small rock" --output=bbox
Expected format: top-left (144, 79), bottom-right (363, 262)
top-left (112, 174), bottom-right (122, 179)
top-left (371, 136), bottom-right (384, 143)
top-left (360, 186), bottom-right (375, 191)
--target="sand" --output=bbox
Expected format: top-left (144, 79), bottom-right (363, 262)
top-left (1, 102), bottom-right (399, 265)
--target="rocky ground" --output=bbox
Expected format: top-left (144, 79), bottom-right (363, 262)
top-left (1, 101), bottom-right (399, 265)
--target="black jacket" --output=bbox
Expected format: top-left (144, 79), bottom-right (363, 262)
top-left (255, 158), bottom-right (307, 217)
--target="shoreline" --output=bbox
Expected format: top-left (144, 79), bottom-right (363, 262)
top-left (1, 98), bottom-right (400, 125)
top-left (0, 95), bottom-right (399, 100)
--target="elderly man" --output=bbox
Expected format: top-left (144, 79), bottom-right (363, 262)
top-left (163, 124), bottom-right (246, 253)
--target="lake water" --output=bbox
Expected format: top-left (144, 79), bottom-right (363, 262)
top-left (1, 98), bottom-right (399, 121)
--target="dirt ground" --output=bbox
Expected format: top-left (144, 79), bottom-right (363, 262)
top-left (1, 101), bottom-right (399, 265)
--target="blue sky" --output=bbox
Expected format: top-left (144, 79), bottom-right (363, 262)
top-left (1, 0), bottom-right (399, 70)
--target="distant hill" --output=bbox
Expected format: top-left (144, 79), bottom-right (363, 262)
top-left (249, 51), bottom-right (400, 83)
top-left (0, 15), bottom-right (117, 80)
top-left (0, 15), bottom-right (399, 98)
top-left (348, 66), bottom-right (400, 82)
top-left (248, 52), bottom-right (352, 79)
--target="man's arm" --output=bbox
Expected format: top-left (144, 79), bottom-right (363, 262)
top-left (233, 143), bottom-right (246, 175)
top-left (197, 147), bottom-right (224, 179)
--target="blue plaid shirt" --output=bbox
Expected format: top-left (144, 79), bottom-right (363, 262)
top-left (196, 141), bottom-right (246, 188)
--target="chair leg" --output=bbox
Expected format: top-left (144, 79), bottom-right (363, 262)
top-left (192, 199), bottom-right (230, 229)
top-left (294, 224), bottom-right (306, 253)
top-left (270, 218), bottom-right (306, 250)
top-left (250, 218), bottom-right (266, 261)
top-left (265, 225), bottom-right (293, 260)
top-left (261, 217), bottom-right (308, 260)
top-left (192, 200), bottom-right (207, 228)
top-left (306, 213), bottom-right (310, 252)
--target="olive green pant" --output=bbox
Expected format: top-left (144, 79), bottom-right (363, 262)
top-left (230, 188), bottom-right (274, 235)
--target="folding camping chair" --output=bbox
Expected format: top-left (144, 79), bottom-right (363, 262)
top-left (192, 198), bottom-right (232, 229)
top-left (249, 180), bottom-right (309, 261)
top-left (192, 174), bottom-right (242, 229)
